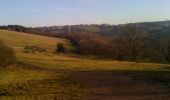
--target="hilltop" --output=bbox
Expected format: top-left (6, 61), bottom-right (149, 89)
top-left (1, 20), bottom-right (170, 38)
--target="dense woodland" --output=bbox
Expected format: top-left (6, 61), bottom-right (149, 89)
top-left (0, 21), bottom-right (170, 63)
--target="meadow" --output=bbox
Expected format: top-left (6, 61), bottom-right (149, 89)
top-left (0, 29), bottom-right (170, 100)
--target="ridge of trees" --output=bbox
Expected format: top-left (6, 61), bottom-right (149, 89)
top-left (0, 21), bottom-right (170, 63)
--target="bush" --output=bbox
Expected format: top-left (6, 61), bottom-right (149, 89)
top-left (0, 41), bottom-right (16, 69)
top-left (56, 43), bottom-right (65, 53)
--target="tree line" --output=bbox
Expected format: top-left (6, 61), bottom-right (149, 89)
top-left (0, 24), bottom-right (169, 63)
top-left (56, 24), bottom-right (170, 63)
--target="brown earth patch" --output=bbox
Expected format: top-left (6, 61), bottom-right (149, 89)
top-left (70, 71), bottom-right (170, 100)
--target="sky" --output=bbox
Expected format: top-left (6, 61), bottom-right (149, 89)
top-left (0, 0), bottom-right (170, 27)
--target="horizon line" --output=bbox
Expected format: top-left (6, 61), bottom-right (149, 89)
top-left (1, 19), bottom-right (170, 28)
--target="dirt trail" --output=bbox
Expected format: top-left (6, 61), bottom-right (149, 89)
top-left (70, 71), bottom-right (170, 100)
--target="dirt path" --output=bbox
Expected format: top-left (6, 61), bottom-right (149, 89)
top-left (70, 71), bottom-right (170, 100)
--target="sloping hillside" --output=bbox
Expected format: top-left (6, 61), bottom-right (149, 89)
top-left (0, 29), bottom-right (72, 53)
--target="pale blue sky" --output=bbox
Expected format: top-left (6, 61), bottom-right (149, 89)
top-left (0, 0), bottom-right (170, 27)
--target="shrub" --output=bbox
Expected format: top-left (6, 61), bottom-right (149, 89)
top-left (0, 41), bottom-right (16, 69)
top-left (56, 43), bottom-right (65, 53)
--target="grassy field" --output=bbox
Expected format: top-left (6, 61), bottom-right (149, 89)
top-left (0, 30), bottom-right (170, 100)
top-left (0, 30), bottom-right (73, 53)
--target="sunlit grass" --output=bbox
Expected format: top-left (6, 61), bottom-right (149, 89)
top-left (0, 66), bottom-right (55, 87)
top-left (17, 52), bottom-right (170, 71)
top-left (0, 29), bottom-right (73, 53)
top-left (0, 30), bottom-right (170, 99)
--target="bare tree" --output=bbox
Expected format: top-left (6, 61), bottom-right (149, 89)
top-left (159, 39), bottom-right (170, 62)
top-left (119, 24), bottom-right (149, 61)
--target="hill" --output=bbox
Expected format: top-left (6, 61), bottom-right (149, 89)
top-left (29, 20), bottom-right (170, 39)
top-left (1, 20), bottom-right (170, 38)
top-left (0, 29), bottom-right (72, 53)
top-left (0, 30), bottom-right (170, 99)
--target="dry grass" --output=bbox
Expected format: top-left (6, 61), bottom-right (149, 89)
top-left (0, 30), bottom-right (170, 99)
top-left (0, 29), bottom-right (73, 52)
top-left (18, 52), bottom-right (170, 71)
